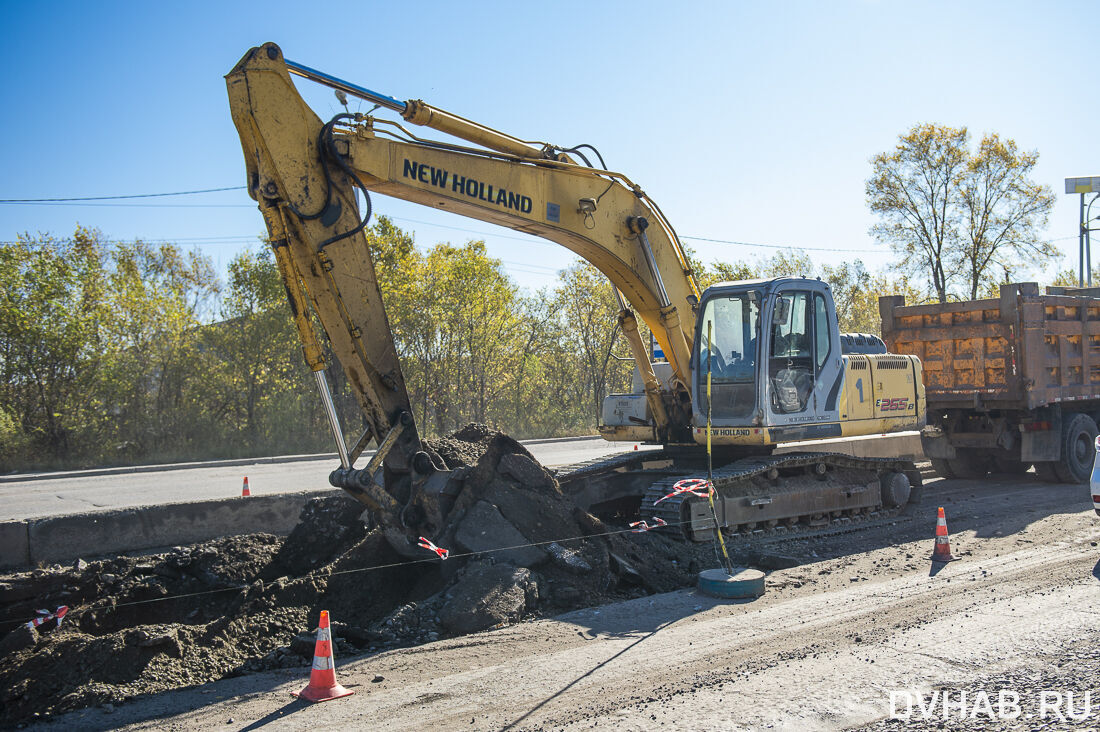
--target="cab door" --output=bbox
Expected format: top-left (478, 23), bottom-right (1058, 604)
top-left (809, 288), bottom-right (843, 427)
top-left (765, 284), bottom-right (843, 437)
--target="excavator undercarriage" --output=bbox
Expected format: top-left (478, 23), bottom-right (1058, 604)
top-left (558, 450), bottom-right (920, 542)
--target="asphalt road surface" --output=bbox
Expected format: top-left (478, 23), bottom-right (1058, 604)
top-left (33, 470), bottom-right (1100, 731)
top-left (0, 438), bottom-right (659, 521)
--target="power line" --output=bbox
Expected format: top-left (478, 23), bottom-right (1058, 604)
top-left (680, 234), bottom-right (877, 254)
top-left (136, 235), bottom-right (260, 243)
top-left (0, 206), bottom-right (880, 254)
top-left (2, 185), bottom-right (1076, 257)
top-left (390, 215), bottom-right (880, 256)
top-left (0, 185), bottom-right (868, 252)
top-left (0, 202), bottom-right (255, 208)
top-left (0, 186), bottom-right (246, 203)
top-left (0, 236), bottom-right (564, 278)
top-left (0, 235), bottom-right (261, 247)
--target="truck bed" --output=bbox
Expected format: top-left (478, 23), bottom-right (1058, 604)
top-left (880, 283), bottom-right (1100, 411)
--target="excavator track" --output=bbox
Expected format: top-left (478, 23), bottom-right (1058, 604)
top-left (555, 449), bottom-right (921, 543)
top-left (641, 452), bottom-right (919, 542)
top-left (554, 448), bottom-right (671, 481)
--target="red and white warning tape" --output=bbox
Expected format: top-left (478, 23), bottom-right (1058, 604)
top-left (417, 537), bottom-right (449, 560)
top-left (654, 478), bottom-right (714, 505)
top-left (26, 605), bottom-right (68, 631)
top-left (629, 517), bottom-right (668, 532)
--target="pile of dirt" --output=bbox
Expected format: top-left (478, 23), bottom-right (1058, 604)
top-left (0, 425), bottom-right (698, 725)
top-left (424, 422), bottom-right (497, 469)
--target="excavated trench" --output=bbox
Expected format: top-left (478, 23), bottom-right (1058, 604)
top-left (0, 426), bottom-right (702, 726)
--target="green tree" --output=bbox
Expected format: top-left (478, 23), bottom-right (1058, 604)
top-left (866, 123), bottom-right (1056, 302)
top-left (0, 227), bottom-right (106, 465)
top-left (959, 133), bottom-right (1058, 299)
top-left (702, 260), bottom-right (759, 289)
top-left (553, 262), bottom-right (630, 428)
top-left (820, 260), bottom-right (871, 331)
top-left (95, 239), bottom-right (221, 460)
top-left (209, 247), bottom-right (308, 451)
top-left (847, 273), bottom-right (926, 335)
top-left (397, 240), bottom-right (525, 434)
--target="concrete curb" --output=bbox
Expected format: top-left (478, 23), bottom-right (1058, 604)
top-left (0, 453), bottom-right (339, 484)
top-left (518, 435), bottom-right (601, 446)
top-left (0, 436), bottom-right (604, 484)
top-left (0, 521), bottom-right (30, 569)
top-left (1, 489), bottom-right (335, 570)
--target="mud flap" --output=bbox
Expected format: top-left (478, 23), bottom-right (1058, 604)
top-left (1021, 428), bottom-right (1060, 462)
top-left (920, 429), bottom-right (957, 460)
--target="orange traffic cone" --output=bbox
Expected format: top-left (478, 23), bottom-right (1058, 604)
top-left (241, 477), bottom-right (251, 497)
top-left (294, 610), bottom-right (353, 703)
top-left (931, 506), bottom-right (955, 562)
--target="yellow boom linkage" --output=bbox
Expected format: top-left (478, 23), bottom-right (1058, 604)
top-left (225, 43), bottom-right (700, 538)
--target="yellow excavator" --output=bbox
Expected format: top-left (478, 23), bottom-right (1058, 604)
top-left (226, 43), bottom-right (924, 550)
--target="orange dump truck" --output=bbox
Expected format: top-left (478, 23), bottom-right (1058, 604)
top-left (880, 282), bottom-right (1100, 484)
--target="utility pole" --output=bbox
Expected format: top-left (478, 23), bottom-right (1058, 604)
top-left (1065, 177), bottom-right (1100, 287)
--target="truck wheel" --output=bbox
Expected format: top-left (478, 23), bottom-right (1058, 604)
top-left (945, 451), bottom-right (990, 479)
top-left (929, 458), bottom-right (956, 479)
top-left (1053, 413), bottom-right (1097, 484)
top-left (992, 456), bottom-right (1032, 475)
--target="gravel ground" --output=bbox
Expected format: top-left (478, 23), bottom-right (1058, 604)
top-left (6, 463), bottom-right (1099, 730)
top-left (855, 630), bottom-right (1100, 731)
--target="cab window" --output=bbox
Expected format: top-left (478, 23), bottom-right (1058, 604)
top-left (770, 291), bottom-right (813, 413)
top-left (814, 293), bottom-right (830, 369)
top-left (697, 294), bottom-right (759, 419)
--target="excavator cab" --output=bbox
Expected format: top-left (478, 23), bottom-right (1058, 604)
top-left (690, 278), bottom-right (844, 445)
top-left (603, 277), bottom-right (845, 447)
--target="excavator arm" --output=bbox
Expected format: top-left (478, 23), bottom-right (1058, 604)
top-left (225, 43), bottom-right (700, 540)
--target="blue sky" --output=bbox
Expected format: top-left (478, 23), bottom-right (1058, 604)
top-left (1, 1), bottom-right (1095, 292)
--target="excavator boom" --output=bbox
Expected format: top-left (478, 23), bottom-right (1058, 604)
top-left (227, 43), bottom-right (924, 548)
top-left (225, 43), bottom-right (701, 540)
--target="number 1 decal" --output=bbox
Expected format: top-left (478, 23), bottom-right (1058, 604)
top-left (855, 377), bottom-right (864, 403)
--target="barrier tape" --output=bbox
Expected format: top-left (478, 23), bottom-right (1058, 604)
top-left (629, 517), bottom-right (668, 532)
top-left (26, 605), bottom-right (68, 632)
top-left (654, 478), bottom-right (714, 505)
top-left (417, 536), bottom-right (449, 560)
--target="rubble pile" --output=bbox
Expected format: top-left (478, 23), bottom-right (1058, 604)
top-left (0, 426), bottom-right (695, 724)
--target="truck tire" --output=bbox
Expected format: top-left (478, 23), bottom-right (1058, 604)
top-left (929, 458), bottom-right (956, 479)
top-left (945, 450), bottom-right (990, 479)
top-left (1052, 413), bottom-right (1097, 484)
